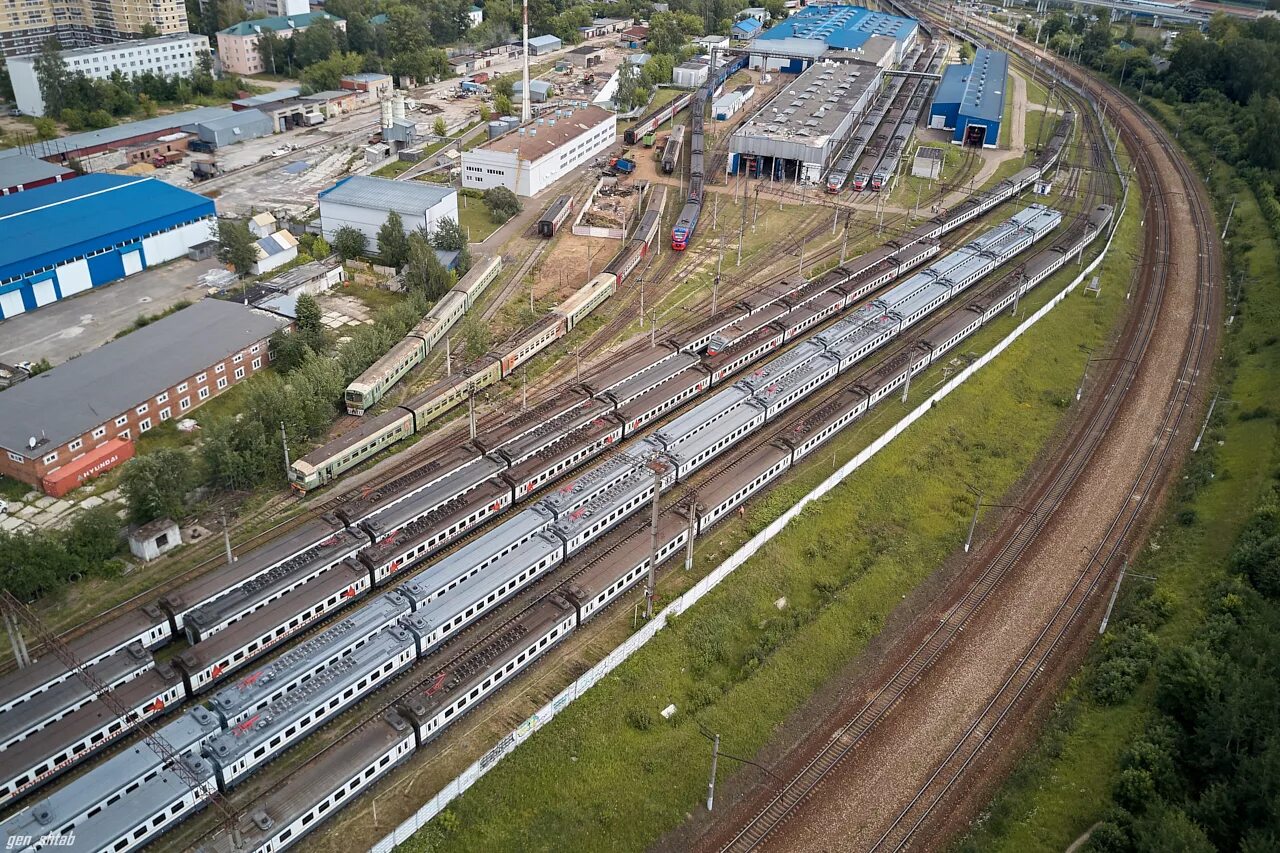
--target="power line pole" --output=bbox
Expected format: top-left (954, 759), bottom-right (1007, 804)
top-left (706, 733), bottom-right (720, 811)
top-left (684, 498), bottom-right (697, 570)
top-left (222, 511), bottom-right (236, 565)
top-left (468, 386), bottom-right (477, 440)
top-left (280, 421), bottom-right (290, 477)
top-left (645, 464), bottom-right (662, 620)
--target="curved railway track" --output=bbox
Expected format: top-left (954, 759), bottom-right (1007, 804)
top-left (717, 20), bottom-right (1217, 853)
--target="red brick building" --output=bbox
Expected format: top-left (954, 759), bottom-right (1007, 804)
top-left (0, 154), bottom-right (75, 196)
top-left (0, 299), bottom-right (290, 494)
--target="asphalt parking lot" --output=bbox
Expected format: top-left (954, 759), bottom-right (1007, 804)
top-left (0, 257), bottom-right (224, 367)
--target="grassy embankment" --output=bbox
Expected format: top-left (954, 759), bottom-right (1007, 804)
top-left (954, 135), bottom-right (1279, 853)
top-left (396, 161), bottom-right (1136, 852)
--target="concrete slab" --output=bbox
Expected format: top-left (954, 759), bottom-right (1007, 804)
top-left (29, 511), bottom-right (59, 527)
top-left (1, 515), bottom-right (25, 531)
top-left (33, 496), bottom-right (55, 509)
top-left (47, 499), bottom-right (73, 516)
top-left (79, 495), bottom-right (105, 510)
top-left (0, 257), bottom-right (225, 368)
top-left (99, 489), bottom-right (122, 502)
top-left (16, 505), bottom-right (38, 519)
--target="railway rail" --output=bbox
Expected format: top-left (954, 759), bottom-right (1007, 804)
top-left (718, 14), bottom-right (1217, 852)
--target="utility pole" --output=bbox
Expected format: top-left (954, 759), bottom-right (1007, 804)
top-left (964, 489), bottom-right (983, 553)
top-left (706, 733), bottom-right (720, 811)
top-left (684, 498), bottom-right (697, 570)
top-left (841, 212), bottom-right (850, 265)
top-left (445, 337), bottom-right (452, 377)
top-left (3, 608), bottom-right (30, 669)
top-left (644, 464), bottom-right (662, 620)
top-left (468, 386), bottom-right (477, 440)
top-left (901, 356), bottom-right (913, 403)
top-left (1221, 198), bottom-right (1236, 242)
top-left (280, 421), bottom-right (290, 477)
top-left (522, 366), bottom-right (528, 410)
top-left (222, 511), bottom-right (236, 565)
top-left (1099, 560), bottom-right (1128, 634)
top-left (1192, 391), bottom-right (1219, 452)
top-left (650, 308), bottom-right (659, 347)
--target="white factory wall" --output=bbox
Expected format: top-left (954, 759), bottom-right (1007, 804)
top-left (319, 194), bottom-right (461, 244)
top-left (461, 114), bottom-right (616, 197)
top-left (143, 220), bottom-right (217, 266)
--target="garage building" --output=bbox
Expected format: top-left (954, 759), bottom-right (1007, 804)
top-left (461, 104), bottom-right (616, 197)
top-left (318, 175), bottom-right (459, 245)
top-left (928, 48), bottom-right (1007, 148)
top-left (0, 299), bottom-right (288, 494)
top-left (729, 60), bottom-right (881, 183)
top-left (0, 174), bottom-right (216, 321)
top-left (751, 4), bottom-right (918, 71)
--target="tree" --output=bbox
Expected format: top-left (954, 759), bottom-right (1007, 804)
top-left (34, 38), bottom-right (71, 117)
top-left (648, 12), bottom-right (687, 55)
top-left (433, 116), bottom-right (448, 137)
top-left (492, 76), bottom-right (515, 99)
top-left (615, 58), bottom-right (650, 112)
top-left (87, 108), bottom-right (114, 129)
top-left (295, 293), bottom-right (323, 337)
top-left (378, 210), bottom-right (410, 268)
top-left (301, 51), bottom-right (364, 93)
top-left (332, 225), bottom-right (367, 260)
top-left (33, 117), bottom-right (56, 139)
top-left (494, 92), bottom-right (513, 117)
top-left (293, 17), bottom-right (343, 67)
top-left (483, 186), bottom-right (521, 224)
top-left (478, 103), bottom-right (492, 121)
top-left (431, 215), bottom-right (467, 252)
top-left (218, 219), bottom-right (258, 276)
top-left (139, 22), bottom-right (160, 38)
top-left (64, 506), bottom-right (123, 566)
top-left (402, 233), bottom-right (453, 299)
top-left (120, 449), bottom-right (194, 524)
top-left (460, 313), bottom-right (491, 359)
top-left (311, 234), bottom-right (331, 258)
top-left (763, 0), bottom-right (787, 22)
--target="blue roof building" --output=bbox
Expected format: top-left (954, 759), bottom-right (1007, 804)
top-left (732, 17), bottom-right (763, 39)
top-left (754, 4), bottom-right (918, 69)
top-left (928, 49), bottom-right (1008, 148)
top-left (0, 175), bottom-right (217, 321)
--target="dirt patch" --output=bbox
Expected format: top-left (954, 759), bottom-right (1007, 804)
top-left (533, 231), bottom-right (621, 299)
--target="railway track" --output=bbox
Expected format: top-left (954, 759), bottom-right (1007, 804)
top-left (718, 20), bottom-right (1217, 853)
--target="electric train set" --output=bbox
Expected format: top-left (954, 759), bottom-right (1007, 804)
top-left (291, 186), bottom-right (669, 493)
top-left (0, 101), bottom-right (1093, 853)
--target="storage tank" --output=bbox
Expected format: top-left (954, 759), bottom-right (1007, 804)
top-left (380, 100), bottom-right (393, 129)
top-left (392, 94), bottom-right (406, 122)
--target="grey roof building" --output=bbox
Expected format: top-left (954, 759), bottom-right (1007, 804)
top-left (187, 109), bottom-right (274, 147)
top-left (317, 175), bottom-right (459, 244)
top-left (0, 299), bottom-right (289, 492)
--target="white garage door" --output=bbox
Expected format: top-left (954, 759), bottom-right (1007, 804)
top-left (0, 290), bottom-right (25, 319)
top-left (32, 279), bottom-right (57, 307)
top-left (122, 250), bottom-right (143, 276)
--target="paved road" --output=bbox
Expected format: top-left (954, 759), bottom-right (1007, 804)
top-left (0, 257), bottom-right (223, 366)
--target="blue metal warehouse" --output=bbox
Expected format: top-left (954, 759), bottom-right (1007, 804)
top-left (752, 4), bottom-right (919, 71)
top-left (0, 175), bottom-right (216, 321)
top-left (928, 48), bottom-right (1008, 149)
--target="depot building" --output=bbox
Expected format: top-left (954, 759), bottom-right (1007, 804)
top-left (460, 103), bottom-right (616, 197)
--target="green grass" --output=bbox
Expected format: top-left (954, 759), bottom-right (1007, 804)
top-left (400, 165), bottom-right (1136, 853)
top-left (999, 72), bottom-right (1014, 149)
top-left (954, 168), bottom-right (1279, 853)
top-left (1024, 71), bottom-right (1050, 107)
top-left (0, 475), bottom-right (32, 502)
top-left (343, 280), bottom-right (408, 313)
top-left (373, 158), bottom-right (415, 178)
top-left (457, 201), bottom-right (501, 243)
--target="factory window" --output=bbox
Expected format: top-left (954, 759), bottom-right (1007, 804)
top-left (234, 367), bottom-right (245, 380)
top-left (217, 377), bottom-right (227, 390)
top-left (7, 452), bottom-right (23, 464)
top-left (177, 382), bottom-right (188, 393)
top-left (92, 426), bottom-right (106, 439)
top-left (252, 357), bottom-right (262, 370)
top-left (69, 439), bottom-right (82, 452)
top-left (159, 408), bottom-right (171, 422)
top-left (198, 387), bottom-right (209, 400)
top-left (232, 353), bottom-right (243, 364)
top-left (115, 415), bottom-right (129, 427)
top-left (156, 391), bottom-right (168, 404)
top-left (43, 451), bottom-right (57, 465)
top-left (136, 403), bottom-right (148, 415)
top-left (250, 343), bottom-right (261, 354)
top-left (139, 418), bottom-right (151, 432)
top-left (180, 397), bottom-right (190, 411)
top-left (215, 364), bottom-right (224, 373)
top-left (196, 372), bottom-right (207, 383)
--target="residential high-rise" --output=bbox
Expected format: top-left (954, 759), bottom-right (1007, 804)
top-left (0, 0), bottom-right (189, 58)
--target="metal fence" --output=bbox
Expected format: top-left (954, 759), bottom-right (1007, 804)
top-left (369, 191), bottom-right (1129, 853)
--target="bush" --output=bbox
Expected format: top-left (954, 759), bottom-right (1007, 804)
top-left (483, 186), bottom-right (522, 224)
top-left (625, 706), bottom-right (654, 731)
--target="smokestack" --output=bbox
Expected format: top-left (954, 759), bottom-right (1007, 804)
top-left (521, 0), bottom-right (531, 123)
top-left (380, 99), bottom-right (393, 129)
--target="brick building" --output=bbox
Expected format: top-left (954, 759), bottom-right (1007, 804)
top-left (0, 299), bottom-right (290, 494)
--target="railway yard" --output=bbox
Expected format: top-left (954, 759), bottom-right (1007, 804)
top-left (0, 3), bottom-right (1235, 852)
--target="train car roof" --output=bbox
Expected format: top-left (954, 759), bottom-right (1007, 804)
top-left (296, 407), bottom-right (415, 469)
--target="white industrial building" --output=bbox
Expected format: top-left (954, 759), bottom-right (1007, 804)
top-left (461, 104), bottom-right (616, 198)
top-left (318, 176), bottom-right (459, 245)
top-left (673, 60), bottom-right (709, 89)
top-left (6, 34), bottom-right (211, 116)
top-left (728, 60), bottom-right (882, 184)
